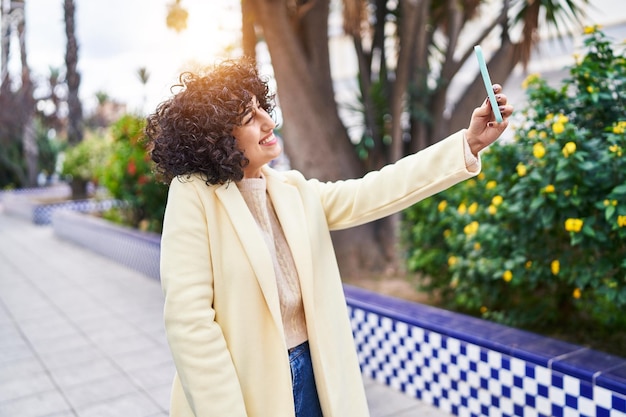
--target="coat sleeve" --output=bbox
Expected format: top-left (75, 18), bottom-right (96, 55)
top-left (312, 130), bottom-right (480, 230)
top-left (160, 178), bottom-right (247, 416)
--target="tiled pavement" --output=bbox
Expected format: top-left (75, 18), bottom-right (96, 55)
top-left (0, 207), bottom-right (451, 417)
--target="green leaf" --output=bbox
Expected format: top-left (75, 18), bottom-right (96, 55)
top-left (611, 184), bottom-right (626, 195)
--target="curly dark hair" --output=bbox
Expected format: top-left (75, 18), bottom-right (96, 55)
top-left (145, 58), bottom-right (275, 185)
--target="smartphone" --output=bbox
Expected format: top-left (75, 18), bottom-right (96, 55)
top-left (474, 45), bottom-right (503, 123)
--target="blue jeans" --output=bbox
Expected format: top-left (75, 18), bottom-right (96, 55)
top-left (289, 341), bottom-right (324, 417)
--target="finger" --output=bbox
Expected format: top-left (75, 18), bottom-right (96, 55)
top-left (499, 104), bottom-right (514, 118)
top-left (495, 93), bottom-right (507, 105)
top-left (492, 84), bottom-right (502, 94)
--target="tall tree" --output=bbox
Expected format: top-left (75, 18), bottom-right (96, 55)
top-left (248, 0), bottom-right (396, 277)
top-left (1, 0), bottom-right (10, 92)
top-left (241, 0), bottom-right (257, 59)
top-left (15, 0), bottom-right (37, 185)
top-left (0, 0), bottom-right (37, 186)
top-left (137, 66), bottom-right (150, 113)
top-left (64, 0), bottom-right (83, 145)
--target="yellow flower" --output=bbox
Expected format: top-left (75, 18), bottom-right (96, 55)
top-left (491, 195), bottom-right (503, 206)
top-left (562, 142), bottom-right (577, 157)
top-left (618, 215), bottom-right (626, 228)
top-left (533, 142), bottom-right (546, 159)
top-left (457, 203), bottom-right (467, 215)
top-left (516, 163), bottom-right (527, 177)
top-left (448, 256), bottom-right (458, 267)
top-left (552, 122), bottom-right (565, 135)
top-left (583, 25), bottom-right (601, 34)
top-left (480, 306), bottom-right (488, 314)
top-left (557, 114), bottom-right (569, 124)
top-left (613, 121), bottom-right (626, 134)
top-left (468, 202), bottom-right (478, 215)
top-left (486, 180), bottom-right (497, 190)
top-left (488, 205), bottom-right (497, 215)
top-left (604, 199), bottom-right (611, 206)
top-left (612, 200), bottom-right (618, 206)
top-left (463, 221), bottom-right (479, 236)
top-left (565, 218), bottom-right (584, 233)
top-left (573, 288), bottom-right (582, 299)
top-left (546, 113), bottom-right (554, 121)
top-left (502, 270), bottom-right (513, 282)
top-left (525, 260), bottom-right (532, 269)
top-left (539, 131), bottom-right (547, 139)
top-left (438, 200), bottom-right (448, 212)
top-left (551, 260), bottom-right (560, 275)
top-left (521, 73), bottom-right (540, 89)
top-left (528, 129), bottom-right (537, 139)
top-left (609, 144), bottom-right (622, 156)
top-left (587, 86), bottom-right (595, 94)
top-left (474, 242), bottom-right (481, 251)
top-left (544, 184), bottom-right (555, 193)
top-left (477, 172), bottom-right (486, 181)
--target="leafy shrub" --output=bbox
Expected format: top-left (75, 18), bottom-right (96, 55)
top-left (100, 114), bottom-right (168, 232)
top-left (61, 133), bottom-right (109, 182)
top-left (61, 132), bottom-right (111, 197)
top-left (402, 27), bottom-right (626, 341)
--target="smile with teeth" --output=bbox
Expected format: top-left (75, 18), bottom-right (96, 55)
top-left (259, 134), bottom-right (275, 145)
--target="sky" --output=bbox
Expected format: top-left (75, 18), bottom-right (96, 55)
top-left (11, 0), bottom-right (626, 117)
top-left (19, 0), bottom-right (242, 115)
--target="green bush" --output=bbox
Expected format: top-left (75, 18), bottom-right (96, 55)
top-left (61, 133), bottom-right (111, 198)
top-left (61, 133), bottom-right (109, 182)
top-left (402, 27), bottom-right (626, 340)
top-left (100, 114), bottom-right (168, 232)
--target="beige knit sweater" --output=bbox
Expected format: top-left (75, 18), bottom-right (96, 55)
top-left (236, 177), bottom-right (308, 349)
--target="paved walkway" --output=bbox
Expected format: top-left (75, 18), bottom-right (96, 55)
top-left (0, 207), bottom-right (450, 417)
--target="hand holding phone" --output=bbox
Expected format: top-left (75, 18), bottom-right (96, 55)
top-left (474, 45), bottom-right (503, 123)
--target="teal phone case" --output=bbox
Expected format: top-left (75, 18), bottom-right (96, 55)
top-left (474, 45), bottom-right (503, 123)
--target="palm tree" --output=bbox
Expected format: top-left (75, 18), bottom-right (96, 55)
top-left (64, 0), bottom-right (83, 145)
top-left (137, 67), bottom-right (150, 113)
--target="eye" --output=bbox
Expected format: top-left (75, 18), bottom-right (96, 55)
top-left (243, 110), bottom-right (255, 125)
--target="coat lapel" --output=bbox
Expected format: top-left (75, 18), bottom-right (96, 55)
top-left (215, 183), bottom-right (283, 335)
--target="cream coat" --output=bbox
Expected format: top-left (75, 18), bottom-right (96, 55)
top-left (160, 130), bottom-right (480, 417)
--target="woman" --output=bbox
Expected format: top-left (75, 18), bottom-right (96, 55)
top-left (145, 58), bottom-right (513, 417)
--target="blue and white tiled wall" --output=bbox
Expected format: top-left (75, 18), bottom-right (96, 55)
top-left (52, 210), bottom-right (161, 281)
top-left (345, 285), bottom-right (626, 417)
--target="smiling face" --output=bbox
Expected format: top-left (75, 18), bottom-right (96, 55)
top-left (232, 96), bottom-right (281, 179)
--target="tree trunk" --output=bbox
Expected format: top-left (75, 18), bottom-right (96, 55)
top-left (1, 0), bottom-right (11, 92)
top-left (241, 0), bottom-right (257, 59)
top-left (15, 0), bottom-right (37, 186)
top-left (250, 0), bottom-right (398, 278)
top-left (408, 0), bottom-right (432, 154)
top-left (64, 0), bottom-right (83, 145)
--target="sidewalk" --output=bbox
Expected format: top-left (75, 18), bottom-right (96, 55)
top-left (0, 208), bottom-right (450, 417)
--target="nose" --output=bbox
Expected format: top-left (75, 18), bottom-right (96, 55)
top-left (260, 108), bottom-right (276, 131)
